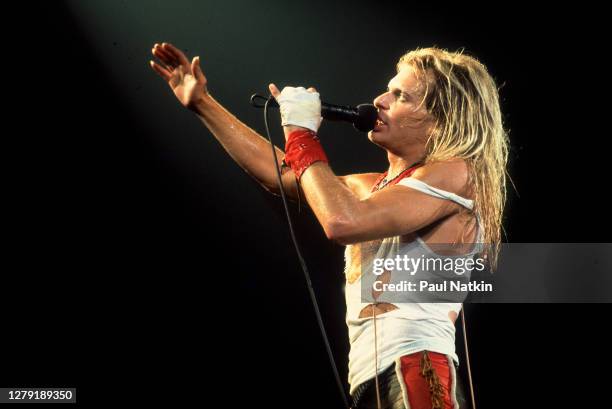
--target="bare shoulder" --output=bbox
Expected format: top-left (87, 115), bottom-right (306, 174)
top-left (339, 173), bottom-right (381, 199)
top-left (410, 159), bottom-right (471, 198)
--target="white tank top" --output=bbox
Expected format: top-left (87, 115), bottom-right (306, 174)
top-left (344, 177), bottom-right (482, 394)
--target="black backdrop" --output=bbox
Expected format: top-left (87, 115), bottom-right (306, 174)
top-left (3, 1), bottom-right (610, 407)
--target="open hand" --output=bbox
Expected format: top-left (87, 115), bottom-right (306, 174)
top-left (150, 42), bottom-right (208, 110)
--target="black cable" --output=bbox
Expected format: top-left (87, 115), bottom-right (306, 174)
top-left (262, 96), bottom-right (351, 409)
top-left (460, 308), bottom-right (477, 409)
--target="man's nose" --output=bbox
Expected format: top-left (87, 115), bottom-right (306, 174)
top-left (373, 92), bottom-right (389, 109)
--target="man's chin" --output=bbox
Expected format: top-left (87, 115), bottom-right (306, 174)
top-left (368, 130), bottom-right (387, 148)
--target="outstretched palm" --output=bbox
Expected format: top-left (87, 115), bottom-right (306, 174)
top-left (150, 43), bottom-right (208, 109)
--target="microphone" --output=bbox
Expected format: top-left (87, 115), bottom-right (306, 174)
top-left (250, 94), bottom-right (378, 132)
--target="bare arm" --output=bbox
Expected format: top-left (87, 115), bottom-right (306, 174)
top-left (191, 94), bottom-right (299, 196)
top-left (267, 84), bottom-right (469, 244)
top-left (149, 42), bottom-right (297, 197)
top-left (298, 160), bottom-right (469, 244)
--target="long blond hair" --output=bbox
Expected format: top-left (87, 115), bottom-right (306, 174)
top-left (398, 47), bottom-right (509, 268)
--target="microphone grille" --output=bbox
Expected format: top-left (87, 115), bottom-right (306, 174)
top-left (354, 104), bottom-right (378, 132)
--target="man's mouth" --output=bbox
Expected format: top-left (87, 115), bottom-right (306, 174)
top-left (373, 117), bottom-right (387, 131)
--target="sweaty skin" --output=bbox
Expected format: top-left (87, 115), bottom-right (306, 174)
top-left (151, 43), bottom-right (477, 318)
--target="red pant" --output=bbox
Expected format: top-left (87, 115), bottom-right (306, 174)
top-left (398, 351), bottom-right (454, 409)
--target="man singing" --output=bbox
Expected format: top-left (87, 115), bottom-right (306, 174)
top-left (150, 42), bottom-right (508, 409)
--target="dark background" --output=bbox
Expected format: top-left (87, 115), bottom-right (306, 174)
top-left (4, 1), bottom-right (610, 407)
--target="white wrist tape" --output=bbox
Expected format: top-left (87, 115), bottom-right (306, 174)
top-left (276, 86), bottom-right (322, 132)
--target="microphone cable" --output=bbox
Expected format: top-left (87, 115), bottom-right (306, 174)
top-left (461, 308), bottom-right (477, 409)
top-left (261, 95), bottom-right (352, 409)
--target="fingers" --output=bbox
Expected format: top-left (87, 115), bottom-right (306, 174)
top-left (161, 42), bottom-right (191, 67)
top-left (268, 84), bottom-right (318, 98)
top-left (191, 56), bottom-right (206, 83)
top-left (149, 60), bottom-right (172, 81)
top-left (268, 83), bottom-right (281, 98)
top-left (152, 43), bottom-right (172, 59)
top-left (152, 43), bottom-right (177, 69)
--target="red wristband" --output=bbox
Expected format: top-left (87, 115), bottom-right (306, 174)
top-left (284, 129), bottom-right (329, 180)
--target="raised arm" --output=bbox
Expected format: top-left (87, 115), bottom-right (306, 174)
top-left (149, 42), bottom-right (298, 197)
